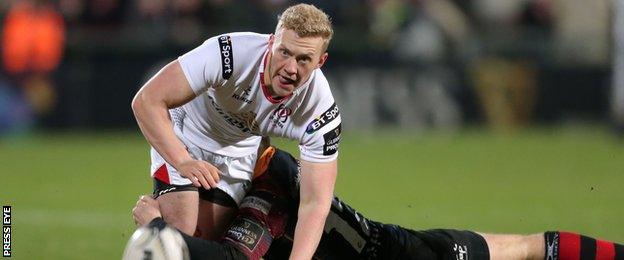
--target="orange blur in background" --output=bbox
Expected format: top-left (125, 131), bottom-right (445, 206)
top-left (2, 1), bottom-right (65, 74)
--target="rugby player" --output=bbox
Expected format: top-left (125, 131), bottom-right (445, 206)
top-left (131, 4), bottom-right (340, 259)
top-left (131, 146), bottom-right (624, 260)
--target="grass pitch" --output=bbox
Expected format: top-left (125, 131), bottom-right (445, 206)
top-left (1, 126), bottom-right (623, 259)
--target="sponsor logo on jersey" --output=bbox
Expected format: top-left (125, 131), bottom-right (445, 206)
top-left (453, 244), bottom-right (468, 260)
top-left (218, 35), bottom-right (233, 79)
top-left (323, 124), bottom-right (341, 156)
top-left (545, 233), bottom-right (559, 260)
top-left (232, 86), bottom-right (253, 103)
top-left (306, 103), bottom-right (339, 134)
top-left (209, 96), bottom-right (259, 134)
top-left (225, 218), bottom-right (264, 251)
top-left (269, 104), bottom-right (292, 128)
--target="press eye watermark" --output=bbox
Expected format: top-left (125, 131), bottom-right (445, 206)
top-left (3, 206), bottom-right (10, 257)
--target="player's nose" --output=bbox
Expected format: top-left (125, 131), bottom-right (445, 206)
top-left (284, 58), bottom-right (297, 74)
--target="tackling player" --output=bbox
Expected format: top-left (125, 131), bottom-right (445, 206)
top-left (131, 4), bottom-right (340, 259)
top-left (130, 146), bottom-right (624, 260)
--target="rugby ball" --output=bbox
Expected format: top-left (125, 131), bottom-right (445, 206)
top-left (122, 225), bottom-right (190, 260)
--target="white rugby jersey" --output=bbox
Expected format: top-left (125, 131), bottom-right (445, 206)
top-left (175, 32), bottom-right (341, 163)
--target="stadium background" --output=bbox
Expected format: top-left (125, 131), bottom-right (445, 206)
top-left (1, 0), bottom-right (623, 259)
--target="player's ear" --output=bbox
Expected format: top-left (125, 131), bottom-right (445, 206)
top-left (268, 34), bottom-right (275, 50)
top-left (317, 53), bottom-right (328, 69)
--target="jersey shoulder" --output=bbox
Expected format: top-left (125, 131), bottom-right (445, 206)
top-left (305, 69), bottom-right (333, 101)
top-left (294, 69), bottom-right (337, 124)
top-left (177, 32), bottom-right (269, 93)
top-left (294, 69), bottom-right (342, 161)
top-left (213, 32), bottom-right (270, 80)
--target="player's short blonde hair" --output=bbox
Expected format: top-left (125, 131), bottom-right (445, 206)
top-left (276, 4), bottom-right (333, 51)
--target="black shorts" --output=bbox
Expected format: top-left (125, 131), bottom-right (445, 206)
top-left (152, 178), bottom-right (237, 208)
top-left (380, 225), bottom-right (490, 260)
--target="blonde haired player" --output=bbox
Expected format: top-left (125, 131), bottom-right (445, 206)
top-left (132, 4), bottom-right (340, 259)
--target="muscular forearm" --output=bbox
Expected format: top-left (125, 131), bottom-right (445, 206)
top-left (289, 200), bottom-right (331, 260)
top-left (288, 159), bottom-right (337, 259)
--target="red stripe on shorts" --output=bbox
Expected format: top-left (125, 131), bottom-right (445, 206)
top-left (154, 164), bottom-right (170, 184)
top-left (596, 239), bottom-right (615, 260)
top-left (560, 232), bottom-right (581, 260)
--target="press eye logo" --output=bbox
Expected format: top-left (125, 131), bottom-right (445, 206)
top-left (3, 206), bottom-right (10, 257)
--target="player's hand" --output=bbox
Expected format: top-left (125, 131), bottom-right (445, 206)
top-left (176, 159), bottom-right (221, 190)
top-left (132, 195), bottom-right (161, 226)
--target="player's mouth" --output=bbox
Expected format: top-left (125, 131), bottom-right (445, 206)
top-left (277, 75), bottom-right (296, 89)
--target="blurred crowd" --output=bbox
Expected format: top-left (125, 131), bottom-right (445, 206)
top-left (0, 0), bottom-right (611, 63)
top-left (0, 0), bottom-right (614, 133)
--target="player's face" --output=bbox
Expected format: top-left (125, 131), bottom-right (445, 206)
top-left (267, 28), bottom-right (328, 98)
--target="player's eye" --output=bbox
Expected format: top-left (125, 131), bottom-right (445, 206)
top-left (297, 57), bottom-right (311, 65)
top-left (280, 49), bottom-right (289, 57)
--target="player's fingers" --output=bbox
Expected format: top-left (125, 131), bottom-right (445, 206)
top-left (142, 199), bottom-right (157, 210)
top-left (138, 200), bottom-right (149, 208)
top-left (141, 195), bottom-right (155, 203)
top-left (200, 166), bottom-right (218, 188)
top-left (202, 163), bottom-right (220, 184)
top-left (139, 195), bottom-right (151, 202)
top-left (195, 171), bottom-right (212, 190)
top-left (134, 202), bottom-right (147, 213)
top-left (186, 171), bottom-right (201, 187)
top-left (135, 197), bottom-right (145, 206)
top-left (209, 167), bottom-right (221, 183)
top-left (210, 171), bottom-right (220, 187)
top-left (131, 207), bottom-right (139, 225)
top-left (192, 176), bottom-right (201, 187)
top-left (204, 171), bottom-right (218, 188)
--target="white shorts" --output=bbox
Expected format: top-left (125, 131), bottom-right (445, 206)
top-left (150, 145), bottom-right (256, 206)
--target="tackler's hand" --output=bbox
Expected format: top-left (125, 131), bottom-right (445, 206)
top-left (132, 195), bottom-right (162, 226)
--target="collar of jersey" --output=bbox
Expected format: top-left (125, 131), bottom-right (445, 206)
top-left (259, 49), bottom-right (315, 104)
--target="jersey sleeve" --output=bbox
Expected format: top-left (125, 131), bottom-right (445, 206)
top-left (177, 35), bottom-right (233, 94)
top-left (298, 100), bottom-right (342, 163)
